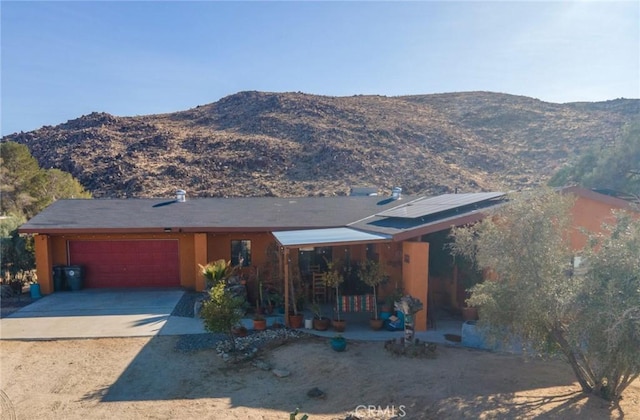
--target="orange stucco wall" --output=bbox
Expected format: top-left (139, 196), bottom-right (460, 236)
top-left (194, 233), bottom-right (208, 291)
top-left (36, 231), bottom-right (299, 294)
top-left (206, 232), bottom-right (276, 268)
top-left (569, 194), bottom-right (637, 250)
top-left (402, 241), bottom-right (429, 332)
top-left (36, 232), bottom-right (200, 294)
top-left (206, 232), bottom-right (281, 299)
top-left (333, 244), bottom-right (356, 265)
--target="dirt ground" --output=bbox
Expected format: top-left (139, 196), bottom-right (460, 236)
top-left (1, 335), bottom-right (638, 420)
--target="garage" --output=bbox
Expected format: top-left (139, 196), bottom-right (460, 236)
top-left (68, 240), bottom-right (180, 288)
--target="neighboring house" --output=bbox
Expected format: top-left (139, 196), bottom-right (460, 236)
top-left (18, 186), bottom-right (637, 331)
top-left (562, 186), bottom-right (640, 250)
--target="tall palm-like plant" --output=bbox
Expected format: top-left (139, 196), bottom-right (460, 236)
top-left (199, 259), bottom-right (233, 289)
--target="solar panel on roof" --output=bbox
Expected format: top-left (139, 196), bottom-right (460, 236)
top-left (376, 192), bottom-right (505, 219)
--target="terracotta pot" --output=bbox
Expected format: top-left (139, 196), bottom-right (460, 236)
top-left (369, 318), bottom-right (384, 331)
top-left (232, 326), bottom-right (248, 337)
top-left (253, 319), bottom-right (267, 331)
top-left (289, 313), bottom-right (304, 329)
top-left (313, 318), bottom-right (330, 331)
top-left (332, 319), bottom-right (347, 332)
top-left (462, 306), bottom-right (479, 321)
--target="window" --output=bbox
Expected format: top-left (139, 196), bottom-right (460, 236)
top-left (298, 246), bottom-right (332, 275)
top-left (231, 240), bottom-right (251, 267)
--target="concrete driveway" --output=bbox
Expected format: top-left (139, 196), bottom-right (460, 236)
top-left (0, 289), bottom-right (206, 340)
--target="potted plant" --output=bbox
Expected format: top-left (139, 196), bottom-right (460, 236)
top-left (330, 334), bottom-right (347, 352)
top-left (462, 302), bottom-right (479, 321)
top-left (322, 260), bottom-right (346, 332)
top-left (310, 302), bottom-right (330, 331)
top-left (253, 299), bottom-right (267, 330)
top-left (288, 262), bottom-right (304, 328)
top-left (358, 259), bottom-right (386, 330)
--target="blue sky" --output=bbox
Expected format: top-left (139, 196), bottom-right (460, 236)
top-left (1, 1), bottom-right (638, 136)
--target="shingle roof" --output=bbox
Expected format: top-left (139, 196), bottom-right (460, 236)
top-left (18, 196), bottom-right (410, 234)
top-left (19, 192), bottom-right (515, 242)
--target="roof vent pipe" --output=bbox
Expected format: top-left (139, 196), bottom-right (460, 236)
top-left (392, 187), bottom-right (402, 200)
top-left (176, 189), bottom-right (186, 202)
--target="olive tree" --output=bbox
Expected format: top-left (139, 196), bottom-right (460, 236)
top-left (574, 212), bottom-right (640, 400)
top-left (451, 187), bottom-right (640, 401)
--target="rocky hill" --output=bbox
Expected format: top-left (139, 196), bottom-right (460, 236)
top-left (3, 91), bottom-right (638, 198)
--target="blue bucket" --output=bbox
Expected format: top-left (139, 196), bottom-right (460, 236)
top-left (30, 283), bottom-right (42, 299)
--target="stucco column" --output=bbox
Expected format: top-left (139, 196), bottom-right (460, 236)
top-left (402, 241), bottom-right (430, 332)
top-left (194, 233), bottom-right (208, 291)
top-left (34, 234), bottom-right (53, 294)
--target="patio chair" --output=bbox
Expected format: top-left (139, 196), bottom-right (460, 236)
top-left (312, 272), bottom-right (327, 303)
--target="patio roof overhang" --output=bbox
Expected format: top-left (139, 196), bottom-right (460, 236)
top-left (272, 227), bottom-right (391, 248)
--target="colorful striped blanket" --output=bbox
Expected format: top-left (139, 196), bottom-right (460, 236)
top-left (336, 294), bottom-right (375, 313)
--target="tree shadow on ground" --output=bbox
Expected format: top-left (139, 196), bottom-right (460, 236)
top-left (421, 391), bottom-right (622, 419)
top-left (80, 336), bottom-right (629, 418)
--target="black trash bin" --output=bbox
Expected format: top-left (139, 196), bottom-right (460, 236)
top-left (64, 265), bottom-right (84, 291)
top-left (52, 265), bottom-right (65, 291)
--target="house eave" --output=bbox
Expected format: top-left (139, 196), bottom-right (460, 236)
top-left (18, 225), bottom-right (345, 236)
top-left (390, 211), bottom-right (495, 242)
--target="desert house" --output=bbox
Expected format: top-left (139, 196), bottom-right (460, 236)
top-left (18, 187), bottom-right (635, 331)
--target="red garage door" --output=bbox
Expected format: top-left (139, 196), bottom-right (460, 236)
top-left (68, 240), bottom-right (180, 288)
